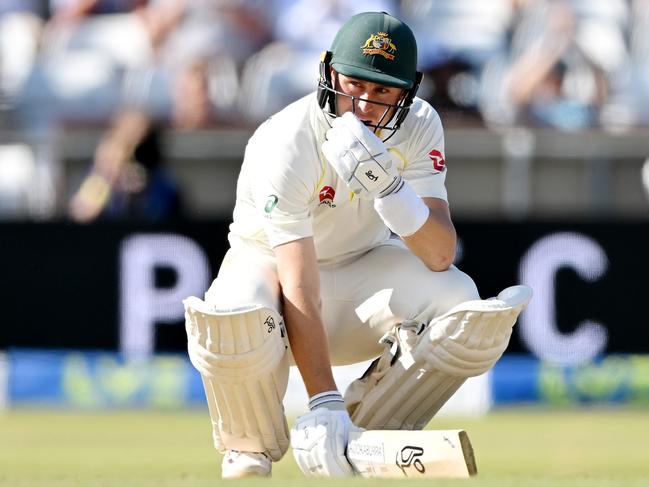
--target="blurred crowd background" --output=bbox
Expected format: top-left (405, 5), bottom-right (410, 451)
top-left (1, 0), bottom-right (649, 222)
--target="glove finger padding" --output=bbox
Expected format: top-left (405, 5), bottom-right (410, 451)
top-left (334, 112), bottom-right (388, 157)
top-left (327, 124), bottom-right (367, 161)
top-left (290, 408), bottom-right (356, 477)
top-left (322, 131), bottom-right (355, 181)
top-left (322, 113), bottom-right (401, 199)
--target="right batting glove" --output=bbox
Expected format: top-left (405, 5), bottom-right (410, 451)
top-left (290, 391), bottom-right (359, 477)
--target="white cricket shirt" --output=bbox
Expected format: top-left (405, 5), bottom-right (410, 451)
top-left (228, 93), bottom-right (448, 265)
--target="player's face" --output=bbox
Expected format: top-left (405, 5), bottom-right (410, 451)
top-left (332, 70), bottom-right (405, 128)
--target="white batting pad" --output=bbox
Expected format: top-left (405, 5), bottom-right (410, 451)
top-left (345, 285), bottom-right (532, 430)
top-left (184, 297), bottom-right (291, 461)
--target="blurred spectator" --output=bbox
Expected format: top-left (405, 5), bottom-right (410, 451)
top-left (237, 0), bottom-right (396, 122)
top-left (600, 0), bottom-right (649, 130)
top-left (68, 0), bottom-right (273, 222)
top-left (0, 2), bottom-right (50, 218)
top-left (631, 0), bottom-right (649, 63)
top-left (128, 0), bottom-right (273, 122)
top-left (18, 0), bottom-right (152, 123)
top-left (479, 0), bottom-right (630, 130)
top-left (67, 59), bottom-right (216, 223)
top-left (68, 110), bottom-right (183, 222)
top-left (399, 0), bottom-right (514, 124)
top-left (3, 1), bottom-right (155, 220)
top-left (0, 1), bottom-right (49, 108)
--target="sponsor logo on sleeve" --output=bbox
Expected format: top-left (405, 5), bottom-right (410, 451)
top-left (428, 149), bottom-right (446, 172)
top-left (318, 185), bottom-right (336, 208)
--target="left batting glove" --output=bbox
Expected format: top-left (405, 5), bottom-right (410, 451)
top-left (290, 391), bottom-right (359, 477)
top-left (322, 112), bottom-right (402, 200)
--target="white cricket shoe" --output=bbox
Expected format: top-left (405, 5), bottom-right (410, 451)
top-left (221, 450), bottom-right (271, 479)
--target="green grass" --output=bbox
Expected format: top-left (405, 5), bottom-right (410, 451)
top-left (1, 408), bottom-right (648, 486)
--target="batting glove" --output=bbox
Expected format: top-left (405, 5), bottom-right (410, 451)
top-left (322, 112), bottom-right (402, 200)
top-left (290, 391), bottom-right (358, 477)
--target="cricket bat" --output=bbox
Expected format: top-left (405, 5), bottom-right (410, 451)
top-left (346, 429), bottom-right (477, 478)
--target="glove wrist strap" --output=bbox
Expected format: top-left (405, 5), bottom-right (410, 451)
top-left (374, 181), bottom-right (429, 237)
top-left (309, 390), bottom-right (346, 411)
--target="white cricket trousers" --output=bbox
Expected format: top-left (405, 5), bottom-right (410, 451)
top-left (205, 238), bottom-right (479, 365)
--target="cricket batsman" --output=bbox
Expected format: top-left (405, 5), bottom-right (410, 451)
top-left (184, 11), bottom-right (532, 479)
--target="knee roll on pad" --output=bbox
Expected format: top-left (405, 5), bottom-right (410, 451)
top-left (184, 297), bottom-right (290, 461)
top-left (345, 285), bottom-right (532, 430)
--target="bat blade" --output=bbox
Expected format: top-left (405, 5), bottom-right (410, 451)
top-left (346, 429), bottom-right (477, 478)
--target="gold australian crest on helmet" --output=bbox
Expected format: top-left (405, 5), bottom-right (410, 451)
top-left (361, 32), bottom-right (397, 60)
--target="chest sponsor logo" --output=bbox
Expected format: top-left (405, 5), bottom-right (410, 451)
top-left (318, 185), bottom-right (336, 208)
top-left (428, 149), bottom-right (446, 172)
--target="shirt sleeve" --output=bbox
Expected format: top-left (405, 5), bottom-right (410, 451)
top-left (248, 128), bottom-right (319, 248)
top-left (401, 104), bottom-right (448, 202)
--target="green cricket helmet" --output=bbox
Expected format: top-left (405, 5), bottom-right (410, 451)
top-left (317, 11), bottom-right (423, 136)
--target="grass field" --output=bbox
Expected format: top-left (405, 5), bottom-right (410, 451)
top-left (1, 408), bottom-right (648, 486)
